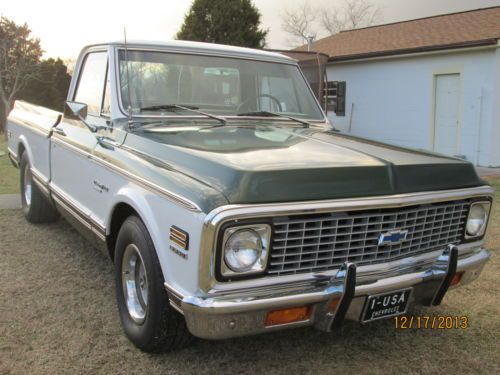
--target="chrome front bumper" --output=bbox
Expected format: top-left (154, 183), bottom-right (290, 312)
top-left (166, 248), bottom-right (490, 340)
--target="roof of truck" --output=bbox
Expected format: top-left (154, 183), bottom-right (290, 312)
top-left (86, 40), bottom-right (295, 64)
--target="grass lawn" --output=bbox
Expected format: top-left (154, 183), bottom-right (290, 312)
top-left (0, 178), bottom-right (499, 374)
top-left (0, 136), bottom-right (19, 194)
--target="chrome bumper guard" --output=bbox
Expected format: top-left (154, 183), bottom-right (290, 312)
top-left (166, 248), bottom-right (490, 340)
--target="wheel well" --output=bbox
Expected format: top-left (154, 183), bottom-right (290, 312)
top-left (108, 202), bottom-right (139, 261)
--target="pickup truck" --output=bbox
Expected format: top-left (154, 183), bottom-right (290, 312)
top-left (6, 40), bottom-right (493, 352)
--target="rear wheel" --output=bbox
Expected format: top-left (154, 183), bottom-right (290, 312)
top-left (20, 152), bottom-right (59, 223)
top-left (114, 215), bottom-right (193, 352)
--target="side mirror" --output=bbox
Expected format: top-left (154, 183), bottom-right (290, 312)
top-left (64, 101), bottom-right (98, 132)
top-left (64, 101), bottom-right (88, 120)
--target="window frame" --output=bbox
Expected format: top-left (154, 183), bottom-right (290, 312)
top-left (100, 61), bottom-right (111, 117)
top-left (114, 47), bottom-right (328, 123)
top-left (73, 51), bottom-right (109, 118)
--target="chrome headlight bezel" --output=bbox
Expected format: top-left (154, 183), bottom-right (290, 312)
top-left (219, 224), bottom-right (271, 279)
top-left (464, 201), bottom-right (491, 239)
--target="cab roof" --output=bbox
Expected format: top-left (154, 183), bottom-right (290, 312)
top-left (85, 40), bottom-right (296, 64)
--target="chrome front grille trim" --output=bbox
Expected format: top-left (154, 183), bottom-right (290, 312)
top-left (199, 185), bottom-right (493, 293)
top-left (268, 200), bottom-right (469, 276)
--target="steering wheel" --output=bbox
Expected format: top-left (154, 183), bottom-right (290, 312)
top-left (238, 94), bottom-right (283, 113)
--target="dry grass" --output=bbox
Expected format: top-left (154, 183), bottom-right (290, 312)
top-left (0, 179), bottom-right (499, 374)
top-left (0, 137), bottom-right (19, 194)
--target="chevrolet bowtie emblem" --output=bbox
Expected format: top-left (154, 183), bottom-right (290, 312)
top-left (378, 230), bottom-right (408, 246)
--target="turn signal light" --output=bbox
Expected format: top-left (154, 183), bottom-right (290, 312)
top-left (328, 297), bottom-right (341, 312)
top-left (265, 306), bottom-right (312, 326)
top-left (450, 272), bottom-right (464, 286)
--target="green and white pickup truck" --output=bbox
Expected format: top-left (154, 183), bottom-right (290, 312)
top-left (6, 40), bottom-right (493, 352)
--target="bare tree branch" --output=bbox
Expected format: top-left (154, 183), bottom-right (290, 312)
top-left (281, 2), bottom-right (318, 46)
top-left (321, 9), bottom-right (344, 35)
top-left (321, 0), bottom-right (381, 35)
top-left (282, 0), bottom-right (382, 47)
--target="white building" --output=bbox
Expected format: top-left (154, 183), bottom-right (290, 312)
top-left (299, 7), bottom-right (500, 167)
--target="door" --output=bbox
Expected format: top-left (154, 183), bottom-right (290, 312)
top-left (433, 74), bottom-right (461, 156)
top-left (50, 50), bottom-right (109, 243)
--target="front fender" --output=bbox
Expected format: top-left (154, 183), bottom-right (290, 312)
top-left (107, 185), bottom-right (207, 297)
top-left (108, 186), bottom-right (161, 244)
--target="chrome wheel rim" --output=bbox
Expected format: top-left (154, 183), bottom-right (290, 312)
top-left (23, 166), bottom-right (32, 206)
top-left (122, 244), bottom-right (148, 324)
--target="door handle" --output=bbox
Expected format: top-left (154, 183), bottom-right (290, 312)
top-left (96, 136), bottom-right (119, 150)
top-left (53, 126), bottom-right (67, 136)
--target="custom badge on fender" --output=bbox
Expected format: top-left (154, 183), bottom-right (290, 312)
top-left (169, 226), bottom-right (189, 259)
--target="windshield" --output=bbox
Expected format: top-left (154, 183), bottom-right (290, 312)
top-left (118, 50), bottom-right (324, 120)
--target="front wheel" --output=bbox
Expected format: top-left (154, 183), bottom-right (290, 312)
top-left (20, 152), bottom-right (59, 223)
top-left (114, 216), bottom-right (193, 352)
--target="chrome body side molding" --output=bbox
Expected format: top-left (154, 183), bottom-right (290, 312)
top-left (51, 185), bottom-right (109, 254)
top-left (28, 172), bottom-right (109, 253)
top-left (12, 119), bottom-right (50, 137)
top-left (7, 148), bottom-right (19, 168)
top-left (30, 168), bottom-right (51, 198)
top-left (50, 136), bottom-right (201, 213)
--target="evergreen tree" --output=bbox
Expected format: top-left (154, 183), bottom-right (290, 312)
top-left (176, 0), bottom-right (267, 48)
top-left (18, 58), bottom-right (72, 112)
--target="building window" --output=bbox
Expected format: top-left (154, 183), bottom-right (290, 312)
top-left (323, 81), bottom-right (346, 116)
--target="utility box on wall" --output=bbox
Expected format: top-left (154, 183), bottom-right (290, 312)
top-left (324, 81), bottom-right (346, 116)
top-left (335, 81), bottom-right (346, 116)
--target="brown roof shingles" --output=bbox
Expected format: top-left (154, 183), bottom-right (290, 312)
top-left (295, 7), bottom-right (500, 61)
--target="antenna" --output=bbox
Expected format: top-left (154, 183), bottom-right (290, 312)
top-left (123, 27), bottom-right (133, 127)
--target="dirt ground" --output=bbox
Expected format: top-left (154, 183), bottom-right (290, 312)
top-left (1, 178), bottom-right (499, 374)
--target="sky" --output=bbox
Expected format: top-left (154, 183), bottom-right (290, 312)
top-left (2, 0), bottom-right (500, 59)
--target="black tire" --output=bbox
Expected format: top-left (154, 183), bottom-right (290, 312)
top-left (20, 152), bottom-right (59, 223)
top-left (114, 215), bottom-right (193, 352)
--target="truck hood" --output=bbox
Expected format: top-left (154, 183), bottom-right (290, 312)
top-left (127, 124), bottom-right (484, 207)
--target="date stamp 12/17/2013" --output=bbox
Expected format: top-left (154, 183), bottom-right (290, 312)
top-left (394, 315), bottom-right (469, 329)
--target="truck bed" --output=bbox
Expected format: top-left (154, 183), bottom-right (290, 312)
top-left (7, 101), bottom-right (61, 185)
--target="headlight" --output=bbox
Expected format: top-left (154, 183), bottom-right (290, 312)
top-left (222, 224), bottom-right (271, 277)
top-left (465, 201), bottom-right (490, 238)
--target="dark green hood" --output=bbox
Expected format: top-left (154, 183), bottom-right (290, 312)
top-left (126, 124), bottom-right (484, 209)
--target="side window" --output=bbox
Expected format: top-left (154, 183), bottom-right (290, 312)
top-left (74, 52), bottom-right (108, 116)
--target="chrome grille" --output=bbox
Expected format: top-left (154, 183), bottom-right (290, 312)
top-left (268, 200), bottom-right (469, 276)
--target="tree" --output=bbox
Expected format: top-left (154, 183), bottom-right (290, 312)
top-left (281, 2), bottom-right (318, 46)
top-left (321, 0), bottom-right (381, 35)
top-left (17, 58), bottom-right (72, 112)
top-left (0, 17), bottom-right (42, 133)
top-left (281, 0), bottom-right (381, 47)
top-left (176, 0), bottom-right (268, 48)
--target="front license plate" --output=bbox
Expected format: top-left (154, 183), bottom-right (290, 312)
top-left (362, 288), bottom-right (412, 322)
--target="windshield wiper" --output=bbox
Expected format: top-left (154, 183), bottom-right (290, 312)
top-left (237, 110), bottom-right (310, 128)
top-left (140, 104), bottom-right (199, 111)
top-left (140, 104), bottom-right (226, 125)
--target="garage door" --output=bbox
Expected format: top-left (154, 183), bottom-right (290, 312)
top-left (433, 74), bottom-right (461, 156)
